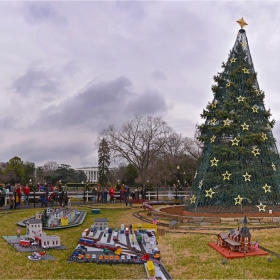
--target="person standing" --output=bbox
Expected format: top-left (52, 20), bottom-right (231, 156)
top-left (103, 188), bottom-right (108, 203)
top-left (109, 186), bottom-right (115, 203)
top-left (0, 185), bottom-right (5, 209)
top-left (124, 184), bottom-right (130, 206)
top-left (10, 195), bottom-right (15, 210)
top-left (134, 187), bottom-right (140, 200)
top-left (97, 184), bottom-right (101, 203)
top-left (92, 186), bottom-right (97, 203)
top-left (15, 184), bottom-right (22, 206)
top-left (23, 183), bottom-right (30, 205)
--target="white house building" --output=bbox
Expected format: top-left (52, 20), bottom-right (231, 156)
top-left (74, 166), bottom-right (99, 182)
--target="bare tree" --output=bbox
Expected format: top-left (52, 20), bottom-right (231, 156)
top-left (100, 115), bottom-right (175, 185)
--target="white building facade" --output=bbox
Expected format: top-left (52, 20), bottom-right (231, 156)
top-left (74, 167), bottom-right (99, 182)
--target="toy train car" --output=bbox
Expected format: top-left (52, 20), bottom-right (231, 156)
top-left (113, 231), bottom-right (119, 241)
top-left (153, 249), bottom-right (160, 260)
top-left (78, 237), bottom-right (94, 247)
top-left (147, 260), bottom-right (155, 276)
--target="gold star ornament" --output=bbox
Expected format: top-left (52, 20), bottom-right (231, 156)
top-left (210, 135), bottom-right (216, 143)
top-left (234, 195), bottom-right (243, 205)
top-left (190, 195), bottom-right (196, 204)
top-left (243, 172), bottom-right (251, 181)
top-left (236, 17), bottom-right (248, 29)
top-left (226, 82), bottom-right (231, 88)
top-left (251, 105), bottom-right (258, 113)
top-left (210, 157), bottom-right (219, 166)
top-left (262, 183), bottom-right (271, 193)
top-left (255, 89), bottom-right (260, 95)
top-left (222, 171), bottom-right (231, 180)
top-left (257, 202), bottom-right (266, 212)
top-left (241, 122), bottom-right (249, 130)
top-left (251, 147), bottom-right (260, 157)
top-left (272, 163), bottom-right (276, 171)
top-left (242, 67), bottom-right (250, 74)
top-left (230, 57), bottom-right (237, 63)
top-left (231, 137), bottom-right (240, 146)
top-left (210, 118), bottom-right (217, 125)
top-left (236, 96), bottom-right (245, 102)
top-left (223, 118), bottom-right (232, 126)
top-left (261, 132), bottom-right (267, 141)
top-left (211, 101), bottom-right (218, 108)
top-left (205, 188), bottom-right (215, 199)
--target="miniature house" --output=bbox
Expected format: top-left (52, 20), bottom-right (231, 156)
top-left (217, 216), bottom-right (251, 252)
top-left (93, 218), bottom-right (108, 230)
top-left (26, 219), bottom-right (43, 239)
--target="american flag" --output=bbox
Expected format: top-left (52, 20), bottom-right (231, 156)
top-left (153, 217), bottom-right (157, 225)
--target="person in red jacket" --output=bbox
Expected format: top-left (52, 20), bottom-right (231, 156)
top-left (109, 186), bottom-right (116, 203)
top-left (23, 183), bottom-right (31, 205)
top-left (15, 184), bottom-right (22, 206)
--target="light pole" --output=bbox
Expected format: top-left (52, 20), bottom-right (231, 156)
top-left (28, 179), bottom-right (35, 208)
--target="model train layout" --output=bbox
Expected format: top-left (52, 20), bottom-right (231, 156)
top-left (67, 218), bottom-right (172, 280)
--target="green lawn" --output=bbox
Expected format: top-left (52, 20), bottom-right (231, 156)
top-left (1, 206), bottom-right (279, 279)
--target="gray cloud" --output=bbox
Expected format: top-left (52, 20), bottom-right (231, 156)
top-left (12, 67), bottom-right (61, 101)
top-left (22, 2), bottom-right (66, 25)
top-left (151, 70), bottom-right (167, 81)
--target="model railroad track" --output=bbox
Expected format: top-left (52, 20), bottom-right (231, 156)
top-left (115, 240), bottom-right (145, 255)
top-left (134, 209), bottom-right (280, 259)
top-left (133, 210), bottom-right (280, 232)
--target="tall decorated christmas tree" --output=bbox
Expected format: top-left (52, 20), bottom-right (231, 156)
top-left (187, 18), bottom-right (280, 213)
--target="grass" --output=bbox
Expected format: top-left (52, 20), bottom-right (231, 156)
top-left (1, 205), bottom-right (280, 279)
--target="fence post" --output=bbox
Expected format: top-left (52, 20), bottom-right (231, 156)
top-left (157, 189), bottom-right (158, 201)
top-left (148, 191), bottom-right (150, 201)
top-left (86, 191), bottom-right (89, 202)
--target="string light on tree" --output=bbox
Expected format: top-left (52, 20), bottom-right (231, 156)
top-left (272, 163), bottom-right (276, 171)
top-left (198, 180), bottom-right (203, 189)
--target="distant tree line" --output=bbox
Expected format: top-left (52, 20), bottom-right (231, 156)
top-left (0, 157), bottom-right (87, 186)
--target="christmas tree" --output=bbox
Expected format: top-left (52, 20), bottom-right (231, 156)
top-left (187, 18), bottom-right (280, 213)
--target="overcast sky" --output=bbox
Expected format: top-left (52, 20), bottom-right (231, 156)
top-left (1, 1), bottom-right (280, 168)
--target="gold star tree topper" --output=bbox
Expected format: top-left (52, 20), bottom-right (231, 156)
top-left (236, 17), bottom-right (248, 29)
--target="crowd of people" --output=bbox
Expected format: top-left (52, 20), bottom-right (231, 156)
top-left (91, 184), bottom-right (147, 205)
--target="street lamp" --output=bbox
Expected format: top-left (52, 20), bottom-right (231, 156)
top-left (28, 179), bottom-right (35, 208)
